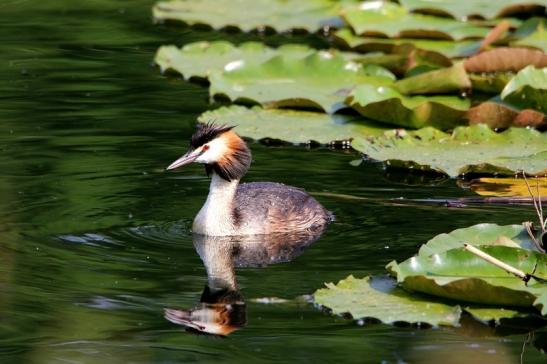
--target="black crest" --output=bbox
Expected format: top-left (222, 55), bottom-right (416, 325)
top-left (191, 122), bottom-right (233, 149)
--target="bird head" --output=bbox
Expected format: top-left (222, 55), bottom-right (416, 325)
top-left (166, 123), bottom-right (251, 181)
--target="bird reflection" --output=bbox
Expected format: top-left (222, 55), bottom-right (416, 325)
top-left (164, 228), bottom-right (326, 336)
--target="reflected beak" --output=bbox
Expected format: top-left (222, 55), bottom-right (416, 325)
top-left (166, 149), bottom-right (201, 171)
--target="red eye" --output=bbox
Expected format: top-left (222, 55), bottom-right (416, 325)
top-left (202, 145), bottom-right (209, 151)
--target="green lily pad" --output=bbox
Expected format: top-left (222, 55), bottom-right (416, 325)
top-left (351, 124), bottom-right (547, 177)
top-left (387, 246), bottom-right (547, 312)
top-left (343, 2), bottom-right (489, 40)
top-left (315, 275), bottom-right (462, 326)
top-left (501, 65), bottom-right (547, 113)
top-left (417, 223), bottom-right (538, 257)
top-left (511, 18), bottom-right (547, 52)
top-left (395, 62), bottom-right (471, 94)
top-left (197, 105), bottom-right (389, 144)
top-left (334, 28), bottom-right (480, 58)
top-left (399, 0), bottom-right (546, 20)
top-left (209, 52), bottom-right (394, 113)
top-left (347, 84), bottom-right (469, 129)
top-left (468, 73), bottom-right (514, 93)
top-left (153, 0), bottom-right (344, 33)
top-left (155, 41), bottom-right (315, 80)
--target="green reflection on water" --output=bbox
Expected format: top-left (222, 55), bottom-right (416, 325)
top-left (0, 0), bottom-right (544, 363)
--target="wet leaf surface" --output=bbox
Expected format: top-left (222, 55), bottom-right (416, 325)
top-left (209, 52), bottom-right (394, 113)
top-left (315, 275), bottom-right (463, 326)
top-left (342, 2), bottom-right (489, 40)
top-left (197, 105), bottom-right (389, 144)
top-left (153, 0), bottom-right (344, 33)
top-left (351, 124), bottom-right (547, 177)
top-left (155, 41), bottom-right (315, 80)
top-left (399, 0), bottom-right (546, 20)
top-left (347, 84), bottom-right (469, 129)
top-left (334, 28), bottom-right (480, 58)
top-left (501, 65), bottom-right (547, 112)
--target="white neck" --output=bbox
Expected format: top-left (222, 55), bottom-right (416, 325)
top-left (193, 172), bottom-right (240, 236)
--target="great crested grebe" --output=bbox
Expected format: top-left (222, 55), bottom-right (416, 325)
top-left (166, 123), bottom-right (333, 236)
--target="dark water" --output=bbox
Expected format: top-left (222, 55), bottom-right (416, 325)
top-left (0, 0), bottom-right (544, 362)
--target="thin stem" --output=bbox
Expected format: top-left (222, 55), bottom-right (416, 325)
top-left (463, 243), bottom-right (528, 281)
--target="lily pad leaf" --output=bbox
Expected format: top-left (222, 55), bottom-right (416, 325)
top-left (334, 28), bottom-right (480, 58)
top-left (343, 2), bottom-right (489, 40)
top-left (155, 41), bottom-right (315, 80)
top-left (465, 101), bottom-right (546, 129)
top-left (347, 84), bottom-right (469, 129)
top-left (395, 62), bottom-right (471, 95)
top-left (399, 0), bottom-right (546, 20)
top-left (501, 65), bottom-right (547, 113)
top-left (387, 246), bottom-right (547, 311)
top-left (197, 105), bottom-right (389, 144)
top-left (209, 53), bottom-right (394, 113)
top-left (511, 17), bottom-right (547, 52)
top-left (416, 223), bottom-right (539, 257)
top-left (464, 48), bottom-right (547, 73)
top-left (314, 275), bottom-right (462, 326)
top-left (153, 0), bottom-right (344, 33)
top-left (351, 124), bottom-right (547, 177)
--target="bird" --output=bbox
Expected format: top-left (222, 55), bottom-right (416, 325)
top-left (166, 123), bottom-right (333, 236)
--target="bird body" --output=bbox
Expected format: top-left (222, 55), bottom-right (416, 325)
top-left (167, 124), bottom-right (333, 236)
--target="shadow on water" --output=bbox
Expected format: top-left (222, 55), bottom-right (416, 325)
top-left (165, 228), bottom-right (325, 336)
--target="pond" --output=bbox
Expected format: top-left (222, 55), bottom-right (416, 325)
top-left (0, 0), bottom-right (544, 362)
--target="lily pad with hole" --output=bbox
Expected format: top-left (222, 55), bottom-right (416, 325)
top-left (209, 52), bottom-right (395, 113)
top-left (351, 124), bottom-right (547, 177)
top-left (501, 65), bottom-right (547, 113)
top-left (197, 105), bottom-right (389, 144)
top-left (399, 0), bottom-right (546, 20)
top-left (334, 28), bottom-right (480, 58)
top-left (155, 41), bottom-right (315, 80)
top-left (153, 0), bottom-right (344, 33)
top-left (347, 84), bottom-right (469, 129)
top-left (342, 1), bottom-right (489, 40)
top-left (387, 245), bottom-right (547, 312)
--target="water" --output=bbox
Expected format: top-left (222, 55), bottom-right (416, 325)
top-left (0, 0), bottom-right (544, 362)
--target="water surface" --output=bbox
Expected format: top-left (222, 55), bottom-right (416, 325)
top-left (0, 1), bottom-right (544, 362)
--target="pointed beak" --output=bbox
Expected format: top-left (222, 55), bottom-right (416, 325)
top-left (166, 149), bottom-right (201, 171)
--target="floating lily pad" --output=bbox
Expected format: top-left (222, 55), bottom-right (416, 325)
top-left (155, 41), bottom-right (315, 80)
top-left (314, 275), bottom-right (531, 326)
top-left (512, 18), bottom-right (547, 52)
top-left (501, 65), bottom-right (547, 112)
top-left (334, 29), bottom-right (480, 58)
top-left (465, 101), bottom-right (546, 129)
top-left (468, 73), bottom-right (514, 93)
top-left (469, 177), bottom-right (547, 197)
top-left (387, 245), bottom-right (547, 312)
top-left (351, 124), bottom-right (547, 177)
top-left (417, 223), bottom-right (537, 257)
top-left (395, 62), bottom-right (471, 95)
top-left (315, 275), bottom-right (462, 326)
top-left (153, 0), bottom-right (344, 33)
top-left (343, 2), bottom-right (489, 40)
top-left (197, 105), bottom-right (389, 144)
top-left (209, 53), bottom-right (394, 113)
top-left (464, 48), bottom-right (547, 73)
top-left (399, 0), bottom-right (546, 20)
top-left (347, 84), bottom-right (469, 129)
